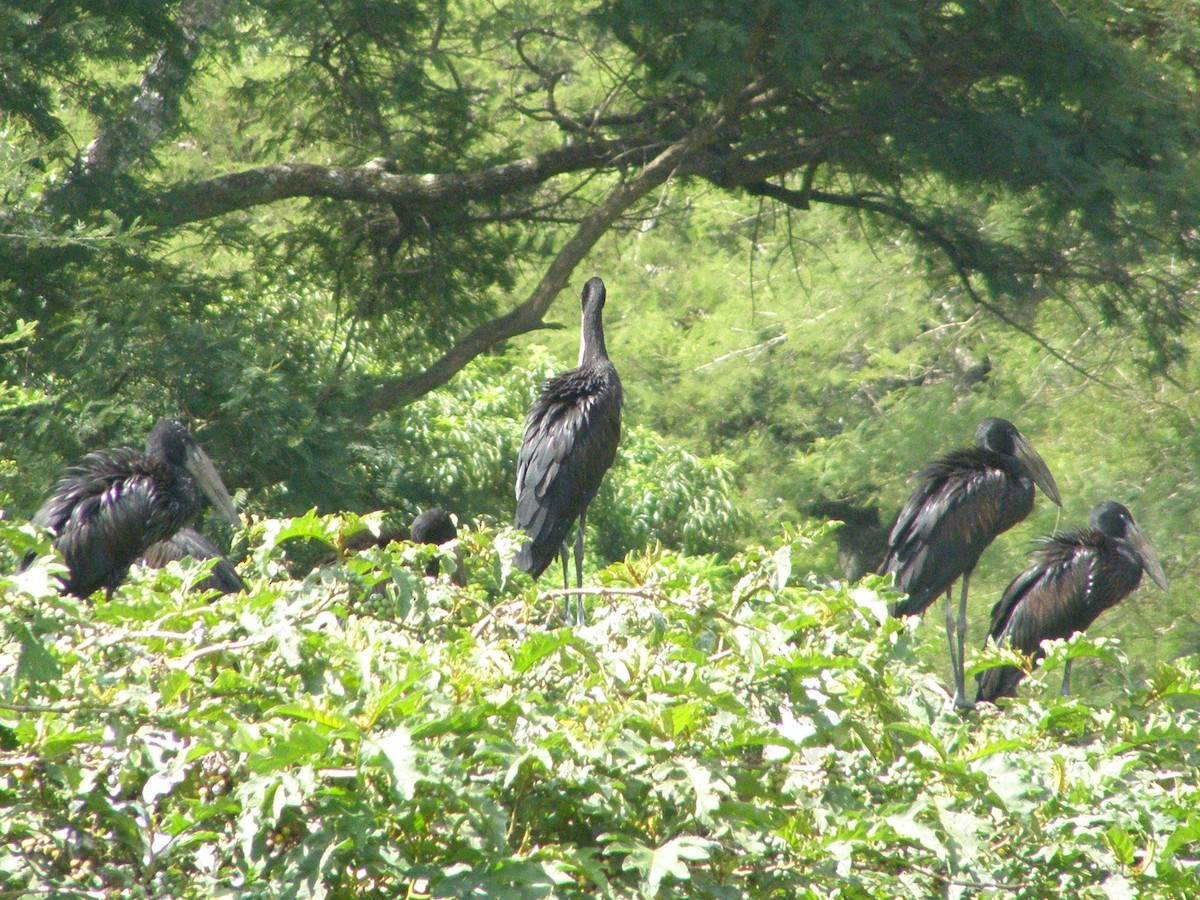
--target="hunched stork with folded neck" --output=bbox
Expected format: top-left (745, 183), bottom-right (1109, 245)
top-left (31, 419), bottom-right (239, 598)
top-left (976, 500), bottom-right (1167, 704)
top-left (881, 417), bottom-right (1062, 706)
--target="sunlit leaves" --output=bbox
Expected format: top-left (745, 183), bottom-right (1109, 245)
top-left (3, 517), bottom-right (1200, 894)
top-left (362, 724), bottom-right (420, 799)
top-left (604, 834), bottom-right (717, 898)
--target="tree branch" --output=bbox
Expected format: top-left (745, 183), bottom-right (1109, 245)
top-left (140, 125), bottom-right (831, 229)
top-left (70, 0), bottom-right (231, 192)
top-left (746, 180), bottom-right (1121, 391)
top-left (142, 138), bottom-right (645, 227)
top-left (351, 91), bottom-right (756, 417)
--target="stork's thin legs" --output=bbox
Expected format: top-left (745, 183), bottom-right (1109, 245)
top-left (557, 511), bottom-right (588, 625)
top-left (572, 510), bottom-right (588, 625)
top-left (575, 510), bottom-right (587, 588)
top-left (559, 541), bottom-right (571, 622)
top-left (943, 587), bottom-right (960, 703)
top-left (1061, 659), bottom-right (1073, 696)
top-left (954, 573), bottom-right (971, 707)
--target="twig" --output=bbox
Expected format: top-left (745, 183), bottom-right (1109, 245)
top-left (545, 585), bottom-right (762, 632)
top-left (0, 698), bottom-right (146, 717)
top-left (0, 754), bottom-right (39, 767)
top-left (541, 587), bottom-right (662, 599)
top-left (75, 628), bottom-right (199, 653)
top-left (692, 333), bottom-right (788, 372)
top-left (176, 635), bottom-right (271, 669)
top-left (470, 595), bottom-right (530, 637)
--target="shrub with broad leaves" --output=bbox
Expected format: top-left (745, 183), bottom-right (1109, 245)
top-left (2, 516), bottom-right (1199, 897)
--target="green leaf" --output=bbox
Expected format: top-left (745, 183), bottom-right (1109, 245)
top-left (363, 724), bottom-right (419, 800)
top-left (159, 669), bottom-right (191, 705)
top-left (11, 622), bottom-right (61, 686)
top-left (885, 804), bottom-right (947, 858)
top-left (665, 701), bottom-right (704, 736)
top-left (1106, 824), bottom-right (1136, 866)
top-left (966, 738), bottom-right (1030, 762)
top-left (681, 759), bottom-right (724, 820)
top-left (885, 722), bottom-right (947, 760)
top-left (270, 702), bottom-right (358, 733)
top-left (769, 545), bottom-right (792, 592)
top-left (1163, 815), bottom-right (1200, 862)
top-left (511, 630), bottom-right (573, 674)
top-left (646, 836), bottom-right (714, 896)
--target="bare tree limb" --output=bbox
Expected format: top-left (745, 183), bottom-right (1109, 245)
top-left (353, 133), bottom-right (713, 415)
top-left (746, 180), bottom-right (1122, 391)
top-left (692, 333), bottom-right (788, 372)
top-left (140, 133), bottom-right (830, 229)
top-left (141, 138), bottom-right (643, 226)
top-left (350, 82), bottom-right (767, 417)
top-left (72, 0), bottom-right (231, 191)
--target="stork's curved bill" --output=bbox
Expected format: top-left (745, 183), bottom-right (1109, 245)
top-left (185, 444), bottom-right (239, 525)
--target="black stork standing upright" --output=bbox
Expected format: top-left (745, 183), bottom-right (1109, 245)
top-left (976, 500), bottom-right (1167, 704)
top-left (32, 419), bottom-right (239, 598)
top-left (881, 417), bottom-right (1062, 706)
top-left (140, 527), bottom-right (246, 595)
top-left (515, 276), bottom-right (623, 625)
top-left (410, 508), bottom-right (459, 579)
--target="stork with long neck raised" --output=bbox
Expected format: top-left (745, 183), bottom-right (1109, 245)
top-left (515, 277), bottom-right (623, 624)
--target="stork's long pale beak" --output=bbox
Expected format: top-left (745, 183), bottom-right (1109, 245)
top-left (1013, 433), bottom-right (1062, 507)
top-left (185, 445), bottom-right (239, 525)
top-left (1128, 521), bottom-right (1169, 590)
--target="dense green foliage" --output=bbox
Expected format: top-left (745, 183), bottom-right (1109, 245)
top-left (3, 519), bottom-right (1200, 897)
top-left (4, 2), bottom-right (1200, 892)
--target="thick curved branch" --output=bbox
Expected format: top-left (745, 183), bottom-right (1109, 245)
top-left (351, 96), bottom-right (753, 417)
top-left (142, 134), bottom-right (827, 230)
top-left (142, 138), bottom-right (643, 226)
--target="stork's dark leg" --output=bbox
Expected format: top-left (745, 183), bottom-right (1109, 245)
top-left (953, 573), bottom-right (971, 708)
top-left (943, 586), bottom-right (960, 703)
top-left (559, 541), bottom-right (571, 622)
top-left (571, 509), bottom-right (587, 625)
top-left (1061, 660), bottom-right (1073, 696)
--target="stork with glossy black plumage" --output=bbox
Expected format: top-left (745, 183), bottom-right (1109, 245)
top-left (140, 527), bottom-right (246, 595)
top-left (976, 501), bottom-right (1167, 704)
top-left (410, 508), bottom-right (458, 579)
top-left (881, 417), bottom-right (1062, 707)
top-left (515, 277), bottom-right (622, 625)
top-left (32, 419), bottom-right (239, 598)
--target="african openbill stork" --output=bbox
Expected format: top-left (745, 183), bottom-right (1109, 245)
top-left (32, 419), bottom-right (239, 598)
top-left (140, 527), bottom-right (246, 595)
top-left (975, 501), bottom-right (1167, 704)
top-left (515, 276), bottom-right (622, 624)
top-left (410, 508), bottom-right (459, 579)
top-left (881, 417), bottom-right (1061, 706)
